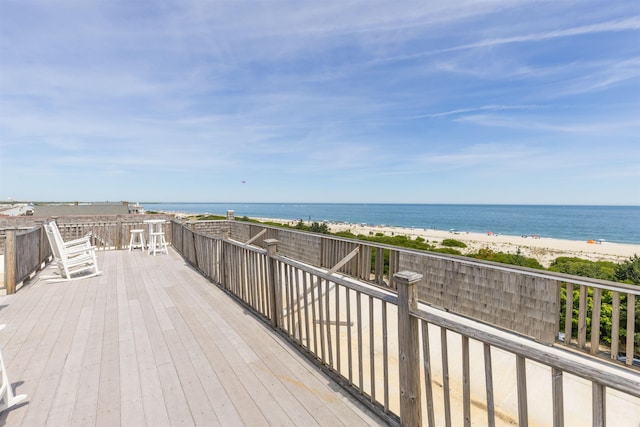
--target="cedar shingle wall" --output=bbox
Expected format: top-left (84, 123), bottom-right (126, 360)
top-left (189, 221), bottom-right (231, 236)
top-left (400, 252), bottom-right (559, 343)
top-left (245, 223), bottom-right (322, 266)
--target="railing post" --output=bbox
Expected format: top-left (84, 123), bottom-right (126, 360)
top-left (192, 227), bottom-right (199, 270)
top-left (225, 210), bottom-right (234, 240)
top-left (37, 222), bottom-right (48, 265)
top-left (395, 270), bottom-right (423, 427)
top-left (265, 239), bottom-right (279, 329)
top-left (221, 239), bottom-right (229, 291)
top-left (116, 218), bottom-right (123, 250)
top-left (4, 230), bottom-right (16, 295)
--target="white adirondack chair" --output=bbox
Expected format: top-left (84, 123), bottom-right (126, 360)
top-left (0, 324), bottom-right (27, 413)
top-left (44, 221), bottom-right (100, 281)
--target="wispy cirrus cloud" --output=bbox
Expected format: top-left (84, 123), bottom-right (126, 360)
top-left (414, 105), bottom-right (542, 119)
top-left (556, 57), bottom-right (640, 96)
top-left (436, 16), bottom-right (640, 54)
top-left (1, 0), bottom-right (638, 203)
top-left (456, 113), bottom-right (640, 134)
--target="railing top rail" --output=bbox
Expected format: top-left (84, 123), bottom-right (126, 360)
top-left (273, 253), bottom-right (399, 305)
top-left (226, 238), bottom-right (267, 255)
top-left (400, 247), bottom-right (640, 294)
top-left (173, 221), bottom-right (267, 256)
top-left (183, 219), bottom-right (227, 224)
top-left (410, 303), bottom-right (640, 397)
top-left (15, 227), bottom-right (41, 236)
top-left (56, 217), bottom-right (174, 223)
top-left (1, 226), bottom-right (36, 231)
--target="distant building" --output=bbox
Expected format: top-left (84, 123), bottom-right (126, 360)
top-left (31, 201), bottom-right (145, 216)
top-left (128, 202), bottom-right (146, 214)
top-left (0, 203), bottom-right (35, 216)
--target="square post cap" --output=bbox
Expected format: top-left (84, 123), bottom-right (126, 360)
top-left (394, 271), bottom-right (423, 284)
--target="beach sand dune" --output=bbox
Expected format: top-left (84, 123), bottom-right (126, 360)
top-left (339, 224), bottom-right (638, 267)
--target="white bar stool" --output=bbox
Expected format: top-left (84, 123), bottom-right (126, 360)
top-left (148, 231), bottom-right (168, 255)
top-left (144, 219), bottom-right (168, 255)
top-left (129, 229), bottom-right (146, 252)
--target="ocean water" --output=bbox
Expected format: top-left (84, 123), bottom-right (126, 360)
top-left (146, 203), bottom-right (640, 245)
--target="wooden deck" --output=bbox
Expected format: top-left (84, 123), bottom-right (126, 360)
top-left (0, 249), bottom-right (387, 426)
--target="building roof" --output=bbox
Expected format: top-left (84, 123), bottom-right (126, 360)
top-left (34, 203), bottom-right (132, 216)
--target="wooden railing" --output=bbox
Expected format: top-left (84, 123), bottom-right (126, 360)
top-left (171, 222), bottom-right (640, 426)
top-left (188, 219), bottom-right (640, 367)
top-left (1, 215), bottom-right (175, 294)
top-left (2, 227), bottom-right (52, 294)
top-left (55, 215), bottom-right (174, 250)
top-left (6, 216), bottom-right (638, 422)
top-left (403, 275), bottom-right (640, 427)
top-left (4, 215), bottom-right (640, 366)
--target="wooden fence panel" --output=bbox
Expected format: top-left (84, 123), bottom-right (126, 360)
top-left (3, 227), bottom-right (52, 294)
top-left (14, 228), bottom-right (41, 283)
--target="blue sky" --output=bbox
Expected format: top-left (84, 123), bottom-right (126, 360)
top-left (1, 1), bottom-right (639, 204)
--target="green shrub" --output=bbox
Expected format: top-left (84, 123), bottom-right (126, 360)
top-left (432, 247), bottom-right (462, 255)
top-left (615, 254), bottom-right (640, 285)
top-left (263, 221), bottom-right (291, 228)
top-left (189, 214), bottom-right (226, 221)
top-left (334, 231), bottom-right (356, 239)
top-left (469, 248), bottom-right (544, 269)
top-left (309, 221), bottom-right (330, 234)
top-left (357, 234), bottom-right (434, 251)
top-left (549, 257), bottom-right (616, 281)
top-left (292, 220), bottom-right (330, 234)
top-left (441, 239), bottom-right (467, 248)
top-left (551, 256), bottom-right (639, 348)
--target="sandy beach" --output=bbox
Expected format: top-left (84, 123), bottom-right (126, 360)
top-left (244, 217), bottom-right (639, 268)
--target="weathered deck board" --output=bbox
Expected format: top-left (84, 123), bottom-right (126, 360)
top-left (70, 256), bottom-right (111, 427)
top-left (116, 251), bottom-right (145, 427)
top-left (0, 249), bottom-right (386, 426)
top-left (23, 269), bottom-right (92, 426)
top-left (181, 273), bottom-right (378, 427)
top-left (96, 252), bottom-right (121, 427)
top-left (131, 254), bottom-right (194, 426)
